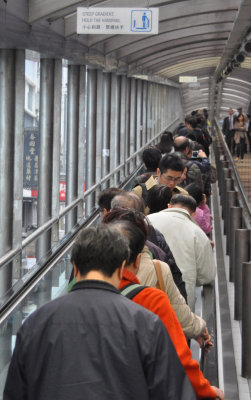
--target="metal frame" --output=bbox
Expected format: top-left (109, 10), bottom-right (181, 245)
top-left (0, 117), bottom-right (179, 271)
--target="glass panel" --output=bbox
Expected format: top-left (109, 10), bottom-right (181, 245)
top-left (0, 250), bottom-right (73, 399)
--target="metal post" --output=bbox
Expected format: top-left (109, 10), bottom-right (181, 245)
top-left (152, 84), bottom-right (156, 138)
top-left (234, 229), bottom-right (250, 320)
top-left (226, 191), bottom-right (237, 255)
top-left (66, 65), bottom-right (79, 232)
top-left (51, 59), bottom-right (62, 245)
top-left (86, 68), bottom-right (97, 214)
top-left (218, 160), bottom-right (228, 196)
top-left (136, 79), bottom-right (143, 162)
top-left (129, 78), bottom-right (136, 171)
top-left (223, 178), bottom-right (233, 233)
top-left (147, 82), bottom-right (152, 142)
top-left (125, 77), bottom-right (131, 175)
top-left (242, 262), bottom-right (251, 378)
top-left (221, 168), bottom-right (231, 213)
top-left (142, 80), bottom-right (148, 147)
top-left (120, 75), bottom-right (127, 181)
top-left (229, 207), bottom-right (242, 282)
top-left (102, 72), bottom-right (111, 187)
top-left (78, 66), bottom-right (86, 219)
top-left (0, 50), bottom-right (15, 297)
top-left (96, 70), bottom-right (103, 196)
top-left (12, 50), bottom-right (25, 279)
top-left (110, 73), bottom-right (120, 186)
top-left (37, 59), bottom-right (54, 262)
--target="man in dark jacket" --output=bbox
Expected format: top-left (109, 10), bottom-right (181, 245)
top-left (4, 225), bottom-right (195, 400)
top-left (222, 108), bottom-right (235, 153)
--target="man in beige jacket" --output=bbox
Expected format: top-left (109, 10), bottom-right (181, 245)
top-left (133, 153), bottom-right (187, 214)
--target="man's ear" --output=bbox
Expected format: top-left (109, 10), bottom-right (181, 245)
top-left (156, 168), bottom-right (161, 177)
top-left (118, 260), bottom-right (126, 281)
top-left (73, 263), bottom-right (78, 278)
top-left (168, 203), bottom-right (173, 208)
top-left (135, 253), bottom-right (142, 272)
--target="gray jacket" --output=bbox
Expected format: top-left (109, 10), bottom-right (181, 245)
top-left (4, 280), bottom-right (195, 400)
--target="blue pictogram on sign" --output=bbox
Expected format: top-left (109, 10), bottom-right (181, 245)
top-left (131, 10), bottom-right (152, 32)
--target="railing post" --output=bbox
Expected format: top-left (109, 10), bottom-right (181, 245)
top-left (226, 191), bottom-right (237, 255)
top-left (221, 169), bottom-right (231, 219)
top-left (223, 178), bottom-right (234, 234)
top-left (242, 262), bottom-right (251, 378)
top-left (234, 229), bottom-right (250, 320)
top-left (229, 207), bottom-right (242, 282)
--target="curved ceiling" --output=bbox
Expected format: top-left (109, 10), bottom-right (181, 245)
top-left (1, 0), bottom-right (251, 117)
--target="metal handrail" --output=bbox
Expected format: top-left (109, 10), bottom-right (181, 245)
top-left (0, 118), bottom-right (179, 269)
top-left (214, 118), bottom-right (251, 227)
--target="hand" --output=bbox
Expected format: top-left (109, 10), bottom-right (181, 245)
top-left (195, 327), bottom-right (213, 348)
top-left (211, 386), bottom-right (225, 399)
top-left (201, 327), bottom-right (213, 347)
top-left (198, 149), bottom-right (207, 158)
top-left (210, 240), bottom-right (215, 249)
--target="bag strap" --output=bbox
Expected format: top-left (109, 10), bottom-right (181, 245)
top-left (153, 260), bottom-right (165, 292)
top-left (120, 283), bottom-right (147, 300)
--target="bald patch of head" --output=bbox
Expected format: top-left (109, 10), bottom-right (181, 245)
top-left (111, 192), bottom-right (145, 213)
top-left (174, 136), bottom-right (187, 147)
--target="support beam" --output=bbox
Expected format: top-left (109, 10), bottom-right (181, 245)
top-left (0, 50), bottom-right (16, 296)
top-left (110, 73), bottom-right (120, 186)
top-left (12, 50), bottom-right (25, 280)
top-left (102, 72), bottom-right (111, 186)
top-left (51, 59), bottom-right (62, 244)
top-left (66, 65), bottom-right (80, 232)
top-left (86, 68), bottom-right (97, 214)
top-left (37, 59), bottom-right (55, 261)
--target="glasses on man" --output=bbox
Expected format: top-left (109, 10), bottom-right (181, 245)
top-left (164, 175), bottom-right (181, 183)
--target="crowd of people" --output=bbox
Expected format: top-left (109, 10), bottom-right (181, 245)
top-left (222, 107), bottom-right (251, 161)
top-left (4, 110), bottom-right (225, 399)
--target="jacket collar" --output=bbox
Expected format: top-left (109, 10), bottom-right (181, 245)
top-left (71, 279), bottom-right (120, 294)
top-left (119, 270), bottom-right (140, 289)
top-left (161, 207), bottom-right (193, 220)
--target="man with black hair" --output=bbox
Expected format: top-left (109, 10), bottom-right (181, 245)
top-left (133, 153), bottom-right (187, 213)
top-left (98, 187), bottom-right (125, 216)
top-left (148, 194), bottom-right (216, 311)
top-left (4, 224), bottom-right (195, 400)
top-left (133, 146), bottom-right (162, 187)
top-left (174, 136), bottom-right (203, 190)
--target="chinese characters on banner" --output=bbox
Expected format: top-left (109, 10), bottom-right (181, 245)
top-left (23, 128), bottom-right (39, 190)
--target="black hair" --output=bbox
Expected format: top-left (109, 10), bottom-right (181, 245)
top-left (102, 209), bottom-right (149, 263)
top-left (156, 131), bottom-right (174, 154)
top-left (185, 183), bottom-right (203, 206)
top-left (71, 225), bottom-right (129, 276)
top-left (111, 192), bottom-right (145, 213)
top-left (187, 116), bottom-right (198, 129)
top-left (98, 188), bottom-right (125, 212)
top-left (174, 136), bottom-right (189, 152)
top-left (158, 153), bottom-right (184, 174)
top-left (142, 146), bottom-right (162, 171)
top-left (169, 194), bottom-right (197, 213)
top-left (147, 185), bottom-right (172, 214)
top-left (237, 113), bottom-right (245, 126)
top-left (184, 114), bottom-right (192, 123)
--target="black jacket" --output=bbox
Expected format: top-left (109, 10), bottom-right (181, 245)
top-left (148, 228), bottom-right (188, 303)
top-left (4, 280), bottom-right (195, 400)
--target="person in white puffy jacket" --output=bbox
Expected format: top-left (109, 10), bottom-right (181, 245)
top-left (148, 194), bottom-right (216, 312)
